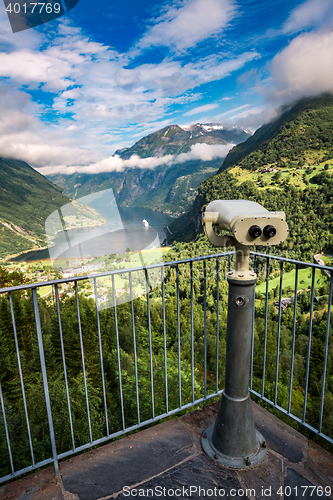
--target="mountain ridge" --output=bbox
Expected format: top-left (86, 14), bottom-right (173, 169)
top-left (115, 123), bottom-right (251, 159)
top-left (48, 123), bottom-right (251, 215)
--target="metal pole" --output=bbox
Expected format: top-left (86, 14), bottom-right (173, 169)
top-left (202, 245), bottom-right (267, 469)
top-left (32, 288), bottom-right (59, 475)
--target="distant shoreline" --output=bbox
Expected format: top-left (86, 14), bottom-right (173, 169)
top-left (5, 245), bottom-right (50, 263)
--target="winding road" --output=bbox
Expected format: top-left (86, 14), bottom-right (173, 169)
top-left (314, 254), bottom-right (332, 279)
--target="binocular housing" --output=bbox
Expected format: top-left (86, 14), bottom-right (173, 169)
top-left (202, 200), bottom-right (289, 247)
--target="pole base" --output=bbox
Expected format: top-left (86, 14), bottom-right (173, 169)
top-left (202, 424), bottom-right (267, 469)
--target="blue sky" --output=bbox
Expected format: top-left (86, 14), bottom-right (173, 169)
top-left (0, 0), bottom-right (333, 175)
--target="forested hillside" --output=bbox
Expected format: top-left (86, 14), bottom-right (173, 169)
top-left (0, 158), bottom-right (104, 260)
top-left (167, 94), bottom-right (333, 262)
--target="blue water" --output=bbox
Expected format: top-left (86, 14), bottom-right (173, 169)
top-left (11, 207), bottom-right (174, 263)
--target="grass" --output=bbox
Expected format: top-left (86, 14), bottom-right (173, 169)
top-left (321, 255), bottom-right (333, 266)
top-left (255, 266), bottom-right (328, 295)
top-left (229, 158), bottom-right (333, 191)
top-left (37, 285), bottom-right (52, 297)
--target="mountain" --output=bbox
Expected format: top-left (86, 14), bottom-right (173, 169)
top-left (115, 123), bottom-right (251, 158)
top-left (217, 94), bottom-right (333, 173)
top-left (47, 124), bottom-right (251, 216)
top-left (166, 94), bottom-right (333, 261)
top-left (0, 158), bottom-right (104, 260)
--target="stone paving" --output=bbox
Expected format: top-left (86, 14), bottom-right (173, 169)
top-left (1, 402), bottom-right (333, 500)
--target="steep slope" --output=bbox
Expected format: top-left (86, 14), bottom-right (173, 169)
top-left (48, 159), bottom-right (220, 216)
top-left (0, 158), bottom-right (103, 259)
top-left (48, 124), bottom-right (251, 215)
top-left (166, 94), bottom-right (333, 261)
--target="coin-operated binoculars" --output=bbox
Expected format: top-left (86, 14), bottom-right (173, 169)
top-left (201, 200), bottom-right (288, 468)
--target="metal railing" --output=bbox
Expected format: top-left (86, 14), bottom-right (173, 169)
top-left (0, 251), bottom-right (332, 483)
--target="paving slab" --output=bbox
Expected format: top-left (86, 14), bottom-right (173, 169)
top-left (0, 467), bottom-right (64, 500)
top-left (60, 418), bottom-right (197, 500)
top-left (1, 402), bottom-right (332, 500)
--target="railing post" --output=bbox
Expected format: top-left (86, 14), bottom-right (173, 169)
top-left (202, 246), bottom-right (267, 468)
top-left (32, 288), bottom-right (59, 476)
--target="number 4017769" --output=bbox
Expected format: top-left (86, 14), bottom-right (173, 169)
top-left (277, 485), bottom-right (331, 497)
top-left (6, 3), bottom-right (61, 14)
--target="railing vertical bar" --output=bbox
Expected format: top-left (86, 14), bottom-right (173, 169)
top-left (303, 267), bottom-right (316, 423)
top-left (32, 288), bottom-right (59, 475)
top-left (319, 274), bottom-right (333, 433)
top-left (9, 292), bottom-right (35, 466)
top-left (161, 267), bottom-right (168, 415)
top-left (274, 261), bottom-right (284, 405)
top-left (75, 282), bottom-right (93, 443)
top-left (129, 272), bottom-right (141, 424)
top-left (215, 257), bottom-right (220, 393)
top-left (55, 284), bottom-right (75, 449)
top-left (261, 257), bottom-right (270, 396)
top-left (250, 254), bottom-right (257, 390)
top-left (204, 260), bottom-right (207, 398)
top-left (250, 299), bottom-right (255, 392)
top-left (176, 264), bottom-right (182, 408)
top-left (145, 269), bottom-right (155, 419)
top-left (111, 275), bottom-right (125, 430)
top-left (0, 382), bottom-right (15, 475)
top-left (190, 261), bottom-right (194, 403)
top-left (288, 264), bottom-right (299, 414)
top-left (93, 278), bottom-right (109, 437)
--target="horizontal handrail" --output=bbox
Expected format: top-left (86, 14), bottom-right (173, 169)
top-left (0, 251), bottom-right (233, 294)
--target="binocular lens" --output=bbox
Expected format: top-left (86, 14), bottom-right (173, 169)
top-left (263, 225), bottom-right (277, 238)
top-left (249, 225), bottom-right (262, 238)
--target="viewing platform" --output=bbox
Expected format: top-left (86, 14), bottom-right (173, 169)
top-left (1, 251), bottom-right (333, 499)
top-left (1, 401), bottom-right (333, 499)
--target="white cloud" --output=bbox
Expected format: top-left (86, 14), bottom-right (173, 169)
top-left (0, 85), bottom-right (100, 167)
top-left (176, 142), bottom-right (234, 162)
top-left (214, 104), bottom-right (251, 117)
top-left (136, 0), bottom-right (237, 53)
top-left (206, 104), bottom-right (279, 133)
top-left (37, 142), bottom-right (234, 176)
top-left (230, 107), bottom-right (277, 132)
top-left (229, 28), bottom-right (333, 132)
top-left (0, 49), bottom-right (78, 91)
top-left (0, 0), bottom-right (262, 174)
top-left (0, 11), bottom-right (257, 170)
top-left (0, 8), bottom-right (42, 51)
top-left (282, 0), bottom-right (333, 34)
top-left (268, 30), bottom-right (333, 103)
top-left (183, 103), bottom-right (219, 116)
